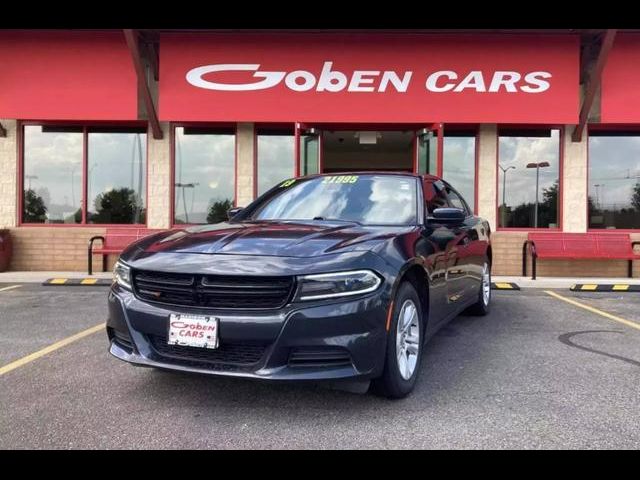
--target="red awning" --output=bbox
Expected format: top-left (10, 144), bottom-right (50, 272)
top-left (0, 31), bottom-right (138, 121)
top-left (601, 34), bottom-right (640, 123)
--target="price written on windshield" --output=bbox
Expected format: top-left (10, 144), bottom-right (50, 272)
top-left (322, 175), bottom-right (359, 184)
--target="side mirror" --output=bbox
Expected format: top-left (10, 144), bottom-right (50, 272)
top-left (227, 206), bottom-right (244, 221)
top-left (430, 207), bottom-right (465, 224)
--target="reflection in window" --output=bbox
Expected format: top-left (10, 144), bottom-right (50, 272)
top-left (498, 129), bottom-right (560, 228)
top-left (257, 130), bottom-right (294, 196)
top-left (424, 180), bottom-right (449, 213)
top-left (250, 175), bottom-right (417, 226)
top-left (588, 132), bottom-right (640, 229)
top-left (22, 126), bottom-right (83, 224)
top-left (87, 128), bottom-right (147, 224)
top-left (417, 131), bottom-right (437, 175)
top-left (174, 127), bottom-right (235, 224)
top-left (300, 134), bottom-right (320, 176)
top-left (443, 132), bottom-right (476, 212)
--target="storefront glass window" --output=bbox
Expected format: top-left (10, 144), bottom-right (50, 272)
top-left (87, 127), bottom-right (147, 224)
top-left (257, 129), bottom-right (295, 196)
top-left (498, 129), bottom-right (560, 228)
top-left (588, 132), bottom-right (640, 229)
top-left (22, 125), bottom-right (147, 225)
top-left (443, 132), bottom-right (476, 212)
top-left (22, 126), bottom-right (83, 224)
top-left (173, 127), bottom-right (236, 224)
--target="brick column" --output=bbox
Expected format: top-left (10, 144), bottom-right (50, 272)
top-left (477, 124), bottom-right (498, 230)
top-left (146, 122), bottom-right (171, 229)
top-left (0, 119), bottom-right (18, 228)
top-left (236, 123), bottom-right (255, 207)
top-left (562, 126), bottom-right (588, 233)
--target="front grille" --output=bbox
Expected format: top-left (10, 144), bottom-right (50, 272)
top-left (132, 270), bottom-right (295, 309)
top-left (149, 335), bottom-right (267, 368)
top-left (288, 347), bottom-right (352, 368)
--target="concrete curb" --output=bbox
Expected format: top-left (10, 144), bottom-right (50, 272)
top-left (42, 278), bottom-right (111, 287)
top-left (570, 284), bottom-right (640, 292)
top-left (491, 282), bottom-right (520, 290)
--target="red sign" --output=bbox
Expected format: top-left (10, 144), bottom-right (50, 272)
top-left (0, 31), bottom-right (138, 121)
top-left (160, 33), bottom-right (579, 124)
top-left (601, 34), bottom-right (640, 123)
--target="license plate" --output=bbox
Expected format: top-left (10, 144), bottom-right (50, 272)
top-left (168, 314), bottom-right (219, 349)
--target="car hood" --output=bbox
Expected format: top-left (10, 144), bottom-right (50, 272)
top-left (133, 221), bottom-right (414, 258)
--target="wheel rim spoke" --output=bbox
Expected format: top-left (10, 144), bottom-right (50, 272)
top-left (482, 263), bottom-right (491, 305)
top-left (395, 299), bottom-right (421, 380)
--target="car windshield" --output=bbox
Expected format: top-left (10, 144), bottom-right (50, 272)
top-left (245, 174), bottom-right (418, 226)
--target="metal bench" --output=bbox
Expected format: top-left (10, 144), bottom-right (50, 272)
top-left (522, 232), bottom-right (640, 280)
top-left (88, 228), bottom-right (160, 275)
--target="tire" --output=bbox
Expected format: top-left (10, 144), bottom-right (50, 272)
top-left (371, 282), bottom-right (425, 399)
top-left (465, 257), bottom-right (491, 316)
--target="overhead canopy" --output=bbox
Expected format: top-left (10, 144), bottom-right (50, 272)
top-left (601, 34), bottom-right (640, 123)
top-left (159, 33), bottom-right (579, 124)
top-left (0, 31), bottom-right (138, 121)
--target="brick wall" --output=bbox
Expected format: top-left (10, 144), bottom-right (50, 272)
top-left (492, 231), bottom-right (640, 278)
top-left (0, 119), bottom-right (17, 229)
top-left (8, 227), bottom-right (113, 272)
top-left (236, 123), bottom-right (255, 207)
top-left (146, 122), bottom-right (171, 229)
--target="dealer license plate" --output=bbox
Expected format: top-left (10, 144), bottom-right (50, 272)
top-left (168, 314), bottom-right (219, 349)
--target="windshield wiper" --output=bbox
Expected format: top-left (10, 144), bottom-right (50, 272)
top-left (312, 217), bottom-right (362, 225)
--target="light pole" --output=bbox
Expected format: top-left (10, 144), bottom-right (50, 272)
top-left (174, 182), bottom-right (199, 223)
top-left (498, 165), bottom-right (515, 226)
top-left (526, 161), bottom-right (550, 228)
top-left (25, 174), bottom-right (38, 190)
top-left (594, 184), bottom-right (604, 209)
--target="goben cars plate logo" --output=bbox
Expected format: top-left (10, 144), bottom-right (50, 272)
top-left (186, 61), bottom-right (552, 94)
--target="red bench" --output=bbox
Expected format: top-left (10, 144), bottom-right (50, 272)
top-left (88, 228), bottom-right (161, 275)
top-left (522, 232), bottom-right (640, 280)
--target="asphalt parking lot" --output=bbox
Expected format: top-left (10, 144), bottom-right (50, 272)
top-left (0, 283), bottom-right (639, 449)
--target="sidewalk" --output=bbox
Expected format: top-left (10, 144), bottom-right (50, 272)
top-left (493, 275), bottom-right (640, 289)
top-left (0, 271), bottom-right (112, 283)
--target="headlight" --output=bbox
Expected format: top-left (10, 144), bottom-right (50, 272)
top-left (295, 270), bottom-right (382, 301)
top-left (113, 261), bottom-right (132, 290)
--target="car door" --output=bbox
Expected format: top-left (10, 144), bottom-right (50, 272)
top-left (441, 182), bottom-right (480, 307)
top-left (420, 179), bottom-right (459, 324)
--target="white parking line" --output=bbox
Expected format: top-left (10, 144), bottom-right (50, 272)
top-left (0, 285), bottom-right (21, 293)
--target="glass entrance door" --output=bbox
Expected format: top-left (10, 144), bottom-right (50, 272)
top-left (415, 124), bottom-right (443, 176)
top-left (295, 123), bottom-right (321, 176)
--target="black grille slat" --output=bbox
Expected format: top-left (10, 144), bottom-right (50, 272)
top-left (135, 273), bottom-right (195, 286)
top-left (149, 335), bottom-right (266, 367)
top-left (132, 270), bottom-right (294, 309)
top-left (288, 347), bottom-right (352, 368)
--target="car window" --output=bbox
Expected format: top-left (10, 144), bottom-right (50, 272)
top-left (245, 174), bottom-right (419, 226)
top-left (424, 180), bottom-right (449, 214)
top-left (444, 184), bottom-right (471, 216)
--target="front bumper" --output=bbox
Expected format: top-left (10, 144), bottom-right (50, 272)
top-left (106, 285), bottom-right (389, 381)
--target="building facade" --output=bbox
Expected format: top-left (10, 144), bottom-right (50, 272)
top-left (1, 29), bottom-right (639, 276)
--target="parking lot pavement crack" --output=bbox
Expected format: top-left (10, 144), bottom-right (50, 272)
top-left (558, 330), bottom-right (640, 368)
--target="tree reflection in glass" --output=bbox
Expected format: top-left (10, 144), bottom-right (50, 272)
top-left (498, 129), bottom-right (560, 228)
top-left (87, 128), bottom-right (147, 224)
top-left (588, 133), bottom-right (640, 229)
top-left (174, 127), bottom-right (235, 224)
